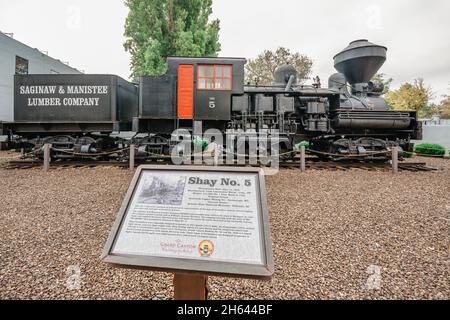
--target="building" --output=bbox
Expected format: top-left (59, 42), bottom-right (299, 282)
top-left (421, 116), bottom-right (450, 126)
top-left (0, 31), bottom-right (82, 121)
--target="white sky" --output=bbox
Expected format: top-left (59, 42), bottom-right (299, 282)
top-left (1, 0), bottom-right (449, 102)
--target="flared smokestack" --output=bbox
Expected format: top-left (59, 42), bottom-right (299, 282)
top-left (333, 39), bottom-right (387, 85)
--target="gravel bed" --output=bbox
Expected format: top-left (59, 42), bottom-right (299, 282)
top-left (0, 152), bottom-right (448, 300)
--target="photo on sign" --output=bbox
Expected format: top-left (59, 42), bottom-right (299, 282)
top-left (138, 174), bottom-right (186, 206)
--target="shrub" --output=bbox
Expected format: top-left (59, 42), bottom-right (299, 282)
top-left (403, 151), bottom-right (414, 158)
top-left (414, 143), bottom-right (446, 156)
top-left (295, 141), bottom-right (310, 149)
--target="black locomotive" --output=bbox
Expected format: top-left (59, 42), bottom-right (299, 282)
top-left (0, 40), bottom-right (422, 162)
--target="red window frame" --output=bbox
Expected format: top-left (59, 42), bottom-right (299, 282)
top-left (197, 65), bottom-right (232, 91)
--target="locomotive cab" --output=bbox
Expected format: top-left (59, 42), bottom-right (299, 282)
top-left (135, 57), bottom-right (246, 134)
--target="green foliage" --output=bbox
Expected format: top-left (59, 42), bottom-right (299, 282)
top-left (414, 143), bottom-right (446, 156)
top-left (193, 138), bottom-right (209, 150)
top-left (439, 92), bottom-right (450, 119)
top-left (245, 47), bottom-right (313, 85)
top-left (385, 78), bottom-right (433, 112)
top-left (295, 141), bottom-right (310, 149)
top-left (124, 0), bottom-right (221, 81)
top-left (371, 73), bottom-right (393, 94)
top-left (418, 103), bottom-right (439, 119)
top-left (403, 151), bottom-right (414, 158)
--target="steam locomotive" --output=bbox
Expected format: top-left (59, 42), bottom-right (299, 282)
top-left (0, 40), bottom-right (422, 161)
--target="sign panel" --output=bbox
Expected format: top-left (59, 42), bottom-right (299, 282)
top-left (14, 74), bottom-right (114, 122)
top-left (102, 166), bottom-right (274, 279)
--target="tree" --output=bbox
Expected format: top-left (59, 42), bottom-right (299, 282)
top-left (371, 73), bottom-right (393, 95)
top-left (245, 47), bottom-right (313, 85)
top-left (439, 93), bottom-right (450, 119)
top-left (385, 78), bottom-right (433, 112)
top-left (124, 0), bottom-right (221, 81)
top-left (418, 103), bottom-right (439, 119)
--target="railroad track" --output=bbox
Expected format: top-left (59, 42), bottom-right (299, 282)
top-left (2, 159), bottom-right (438, 172)
top-left (280, 161), bottom-right (437, 172)
top-left (2, 159), bottom-right (171, 170)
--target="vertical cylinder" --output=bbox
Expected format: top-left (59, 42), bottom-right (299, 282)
top-left (129, 144), bottom-right (135, 171)
top-left (392, 147), bottom-right (399, 174)
top-left (300, 146), bottom-right (306, 172)
top-left (43, 144), bottom-right (51, 172)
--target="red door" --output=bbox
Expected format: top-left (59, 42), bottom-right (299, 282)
top-left (178, 65), bottom-right (194, 119)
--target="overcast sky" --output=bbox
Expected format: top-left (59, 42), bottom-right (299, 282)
top-left (1, 0), bottom-right (449, 101)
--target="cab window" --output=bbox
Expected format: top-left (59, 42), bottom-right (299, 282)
top-left (197, 65), bottom-right (232, 90)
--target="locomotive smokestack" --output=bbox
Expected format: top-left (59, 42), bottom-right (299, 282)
top-left (333, 39), bottom-right (387, 85)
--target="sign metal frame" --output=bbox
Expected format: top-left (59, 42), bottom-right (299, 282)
top-left (101, 165), bottom-right (274, 280)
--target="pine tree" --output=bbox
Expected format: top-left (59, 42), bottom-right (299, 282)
top-left (124, 0), bottom-right (221, 81)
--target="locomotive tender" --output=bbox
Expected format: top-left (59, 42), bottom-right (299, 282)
top-left (0, 40), bottom-right (421, 161)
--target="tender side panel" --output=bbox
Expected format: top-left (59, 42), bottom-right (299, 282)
top-left (14, 75), bottom-right (115, 122)
top-left (139, 75), bottom-right (175, 119)
top-left (116, 76), bottom-right (139, 123)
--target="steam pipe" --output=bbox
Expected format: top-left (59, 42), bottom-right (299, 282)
top-left (285, 75), bottom-right (295, 92)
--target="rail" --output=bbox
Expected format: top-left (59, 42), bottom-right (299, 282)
top-left (2, 159), bottom-right (438, 172)
top-left (2, 144), bottom-right (448, 162)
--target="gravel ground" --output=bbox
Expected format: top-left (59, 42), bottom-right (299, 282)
top-left (0, 152), bottom-right (448, 300)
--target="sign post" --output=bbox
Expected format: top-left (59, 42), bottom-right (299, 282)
top-left (129, 144), bottom-right (135, 171)
top-left (300, 146), bottom-right (306, 172)
top-left (392, 147), bottom-right (398, 174)
top-left (173, 274), bottom-right (208, 300)
top-left (102, 166), bottom-right (274, 300)
top-left (43, 144), bottom-right (51, 172)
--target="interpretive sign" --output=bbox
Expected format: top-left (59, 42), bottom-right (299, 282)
top-left (102, 166), bottom-right (274, 279)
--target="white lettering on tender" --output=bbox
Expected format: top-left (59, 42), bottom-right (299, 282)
top-left (19, 85), bottom-right (108, 95)
top-left (20, 86), bottom-right (57, 95)
top-left (63, 97), bottom-right (100, 106)
top-left (66, 86), bottom-right (108, 94)
top-left (27, 97), bottom-right (100, 107)
top-left (28, 98), bottom-right (61, 106)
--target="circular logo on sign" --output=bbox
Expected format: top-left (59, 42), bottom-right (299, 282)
top-left (198, 240), bottom-right (214, 257)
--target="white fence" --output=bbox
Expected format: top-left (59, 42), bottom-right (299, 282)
top-left (413, 124), bottom-right (450, 149)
